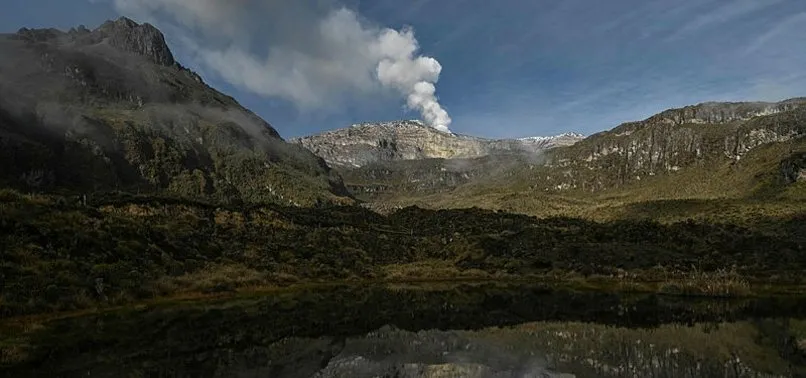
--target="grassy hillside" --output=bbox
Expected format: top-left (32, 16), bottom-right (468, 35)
top-left (372, 137), bottom-right (806, 222)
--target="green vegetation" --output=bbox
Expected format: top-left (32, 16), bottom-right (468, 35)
top-left (2, 188), bottom-right (805, 318)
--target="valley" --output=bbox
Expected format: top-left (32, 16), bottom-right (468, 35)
top-left (1, 18), bottom-right (805, 320)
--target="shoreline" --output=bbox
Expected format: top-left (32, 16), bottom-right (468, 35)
top-left (4, 273), bottom-right (806, 326)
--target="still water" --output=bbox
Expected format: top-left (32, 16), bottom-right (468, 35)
top-left (3, 283), bottom-right (806, 377)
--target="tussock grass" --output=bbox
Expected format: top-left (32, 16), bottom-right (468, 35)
top-left (381, 260), bottom-right (493, 281)
top-left (152, 264), bottom-right (271, 295)
top-left (658, 268), bottom-right (751, 297)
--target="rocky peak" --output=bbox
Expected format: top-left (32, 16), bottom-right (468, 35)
top-left (93, 17), bottom-right (175, 66)
top-left (12, 17), bottom-right (176, 67)
top-left (14, 27), bottom-right (64, 42)
top-left (349, 119), bottom-right (449, 134)
top-left (518, 132), bottom-right (585, 141)
top-left (293, 120), bottom-right (583, 168)
top-left (68, 25), bottom-right (91, 35)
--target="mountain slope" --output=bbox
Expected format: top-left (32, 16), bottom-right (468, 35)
top-left (292, 119), bottom-right (583, 167)
top-left (341, 99), bottom-right (806, 219)
top-left (534, 98), bottom-right (806, 194)
top-left (0, 18), bottom-right (351, 205)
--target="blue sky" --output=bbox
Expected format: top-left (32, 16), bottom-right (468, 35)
top-left (2, 0), bottom-right (806, 139)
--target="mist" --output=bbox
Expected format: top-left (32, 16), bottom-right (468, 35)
top-left (110, 0), bottom-right (452, 132)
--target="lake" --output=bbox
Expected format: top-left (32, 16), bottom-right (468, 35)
top-left (3, 283), bottom-right (806, 377)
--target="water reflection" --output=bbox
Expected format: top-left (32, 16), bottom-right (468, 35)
top-left (3, 283), bottom-right (806, 377)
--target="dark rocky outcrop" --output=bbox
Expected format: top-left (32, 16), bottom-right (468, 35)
top-left (94, 17), bottom-right (176, 66)
top-left (781, 153), bottom-right (806, 183)
top-left (15, 17), bottom-right (175, 67)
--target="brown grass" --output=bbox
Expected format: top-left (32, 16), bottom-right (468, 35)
top-left (658, 268), bottom-right (751, 297)
top-left (152, 264), bottom-right (271, 295)
top-left (0, 344), bottom-right (28, 367)
top-left (0, 265), bottom-right (785, 327)
top-left (381, 260), bottom-right (494, 281)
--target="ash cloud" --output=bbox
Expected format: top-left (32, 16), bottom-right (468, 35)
top-left (107, 0), bottom-right (452, 132)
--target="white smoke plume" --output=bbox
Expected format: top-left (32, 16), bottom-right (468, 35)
top-left (374, 28), bottom-right (452, 132)
top-left (107, 0), bottom-right (452, 132)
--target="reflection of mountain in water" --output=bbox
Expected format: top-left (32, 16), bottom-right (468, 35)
top-left (4, 283), bottom-right (806, 377)
top-left (291, 323), bottom-right (792, 378)
top-left (311, 325), bottom-right (570, 378)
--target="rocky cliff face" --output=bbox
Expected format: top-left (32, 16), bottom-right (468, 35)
top-left (292, 119), bottom-right (583, 167)
top-left (94, 17), bottom-right (176, 67)
top-left (650, 99), bottom-right (805, 125)
top-left (340, 155), bottom-right (528, 197)
top-left (0, 18), bottom-right (350, 205)
top-left (538, 98), bottom-right (806, 192)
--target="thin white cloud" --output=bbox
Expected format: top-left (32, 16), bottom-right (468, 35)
top-left (554, 82), bottom-right (638, 113)
top-left (666, 0), bottom-right (785, 41)
top-left (112, 0), bottom-right (247, 40)
top-left (743, 12), bottom-right (806, 55)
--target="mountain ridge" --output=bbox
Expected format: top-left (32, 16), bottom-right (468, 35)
top-left (292, 119), bottom-right (584, 167)
top-left (2, 17), bottom-right (804, 215)
top-left (337, 97), bottom-right (806, 216)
